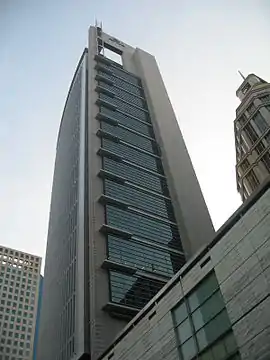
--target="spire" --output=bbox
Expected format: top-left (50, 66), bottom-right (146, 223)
top-left (238, 70), bottom-right (246, 81)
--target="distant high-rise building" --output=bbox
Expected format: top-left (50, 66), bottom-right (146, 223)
top-left (234, 73), bottom-right (270, 201)
top-left (0, 245), bottom-right (42, 360)
top-left (32, 275), bottom-right (43, 360)
top-left (37, 24), bottom-right (214, 360)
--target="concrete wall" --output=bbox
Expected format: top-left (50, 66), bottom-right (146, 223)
top-left (133, 49), bottom-right (214, 257)
top-left (99, 187), bottom-right (270, 360)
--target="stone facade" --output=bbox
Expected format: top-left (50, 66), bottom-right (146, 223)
top-left (99, 182), bottom-right (270, 360)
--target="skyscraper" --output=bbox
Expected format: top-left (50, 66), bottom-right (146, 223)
top-left (37, 25), bottom-right (214, 360)
top-left (234, 73), bottom-right (270, 201)
top-left (0, 245), bottom-right (42, 360)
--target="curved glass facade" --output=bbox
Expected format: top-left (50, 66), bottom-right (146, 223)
top-left (96, 56), bottom-right (186, 313)
top-left (38, 52), bottom-right (87, 360)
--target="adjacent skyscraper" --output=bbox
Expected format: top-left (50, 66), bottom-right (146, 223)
top-left (234, 73), bottom-right (270, 201)
top-left (0, 245), bottom-right (42, 360)
top-left (38, 25), bottom-right (214, 360)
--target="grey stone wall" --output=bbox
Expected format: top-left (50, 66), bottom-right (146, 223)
top-left (99, 188), bottom-right (270, 360)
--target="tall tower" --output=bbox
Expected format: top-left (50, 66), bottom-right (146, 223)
top-left (0, 245), bottom-right (42, 360)
top-left (234, 73), bottom-right (270, 201)
top-left (37, 25), bottom-right (214, 360)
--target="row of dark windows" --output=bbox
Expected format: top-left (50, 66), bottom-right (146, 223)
top-left (106, 204), bottom-right (182, 250)
top-left (99, 80), bottom-right (146, 108)
top-left (102, 156), bottom-right (170, 196)
top-left (100, 121), bottom-right (156, 153)
top-left (104, 178), bottom-right (175, 220)
top-left (96, 56), bottom-right (184, 312)
top-left (97, 62), bottom-right (142, 87)
top-left (99, 92), bottom-right (149, 122)
top-left (98, 70), bottom-right (143, 96)
top-left (109, 270), bottom-right (165, 309)
top-left (100, 106), bottom-right (152, 136)
top-left (101, 137), bottom-right (162, 173)
top-left (107, 235), bottom-right (184, 276)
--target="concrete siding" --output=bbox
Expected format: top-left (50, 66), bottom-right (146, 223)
top-left (100, 188), bottom-right (270, 360)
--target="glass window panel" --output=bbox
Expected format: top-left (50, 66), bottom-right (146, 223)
top-left (176, 318), bottom-right (193, 343)
top-left (180, 337), bottom-right (197, 360)
top-left (223, 332), bottom-right (237, 354)
top-left (107, 235), bottom-right (184, 276)
top-left (104, 179), bottom-right (175, 219)
top-left (229, 354), bottom-right (241, 360)
top-left (188, 274), bottom-right (219, 312)
top-left (253, 112), bottom-right (268, 134)
top-left (101, 121), bottom-right (154, 153)
top-left (109, 270), bottom-right (164, 309)
top-left (200, 348), bottom-right (214, 360)
top-left (106, 205), bottom-right (182, 250)
top-left (100, 93), bottom-right (149, 121)
top-left (173, 302), bottom-right (188, 326)
top-left (212, 340), bottom-right (227, 360)
top-left (102, 157), bottom-right (168, 195)
top-left (99, 62), bottom-right (141, 86)
top-left (100, 105), bottom-right (152, 135)
top-left (196, 310), bottom-right (231, 351)
top-left (102, 138), bottom-right (160, 172)
top-left (99, 81), bottom-right (145, 108)
top-left (192, 291), bottom-right (225, 331)
top-left (98, 70), bottom-right (143, 96)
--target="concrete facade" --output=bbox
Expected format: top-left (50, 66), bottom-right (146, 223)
top-left (99, 179), bottom-right (270, 360)
top-left (0, 246), bottom-right (42, 360)
top-left (234, 74), bottom-right (270, 201)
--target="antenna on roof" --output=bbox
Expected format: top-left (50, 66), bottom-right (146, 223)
top-left (238, 70), bottom-right (246, 81)
top-left (95, 19), bottom-right (104, 55)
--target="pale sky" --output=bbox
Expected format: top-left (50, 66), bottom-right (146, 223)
top-left (1, 1), bottom-right (270, 266)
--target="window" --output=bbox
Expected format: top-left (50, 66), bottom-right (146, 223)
top-left (245, 169), bottom-right (259, 191)
top-left (240, 159), bottom-right (250, 173)
top-left (246, 102), bottom-right (256, 114)
top-left (260, 95), bottom-right (270, 103)
top-left (242, 83), bottom-right (251, 95)
top-left (172, 272), bottom-right (239, 360)
top-left (253, 112), bottom-right (269, 135)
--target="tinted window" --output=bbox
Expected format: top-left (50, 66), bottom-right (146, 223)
top-left (106, 205), bottom-right (182, 249)
top-left (100, 121), bottom-right (154, 153)
top-left (100, 106), bottom-right (152, 136)
top-left (102, 138), bottom-right (160, 172)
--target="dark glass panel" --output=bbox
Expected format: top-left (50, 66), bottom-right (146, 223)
top-left (109, 270), bottom-right (165, 308)
top-left (100, 121), bottom-right (154, 153)
top-left (103, 157), bottom-right (169, 195)
top-left (100, 93), bottom-right (149, 121)
top-left (99, 80), bottom-right (145, 108)
top-left (107, 235), bottom-right (184, 276)
top-left (100, 106), bottom-right (152, 136)
top-left (104, 178), bottom-right (175, 219)
top-left (98, 62), bottom-right (141, 86)
top-left (106, 205), bottom-right (182, 250)
top-left (102, 138), bottom-right (161, 172)
top-left (97, 70), bottom-right (142, 96)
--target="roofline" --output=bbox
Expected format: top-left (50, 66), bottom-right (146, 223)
top-left (56, 48), bottom-right (88, 149)
top-left (0, 244), bottom-right (42, 260)
top-left (98, 175), bottom-right (270, 359)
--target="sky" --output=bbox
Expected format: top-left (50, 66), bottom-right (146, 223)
top-left (1, 0), bottom-right (270, 266)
